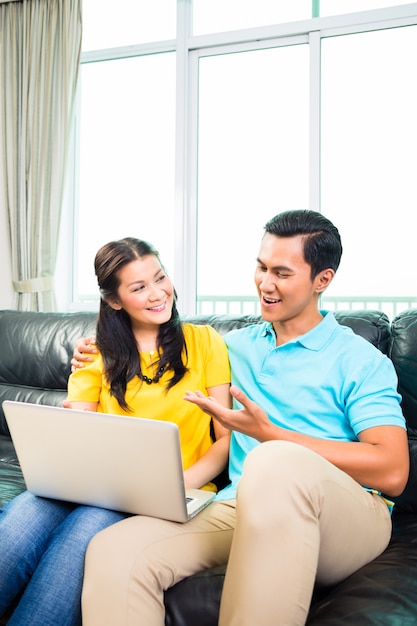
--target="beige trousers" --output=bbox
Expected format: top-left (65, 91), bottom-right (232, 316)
top-left (82, 441), bottom-right (392, 626)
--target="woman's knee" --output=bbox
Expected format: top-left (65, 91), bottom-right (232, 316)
top-left (66, 506), bottom-right (126, 536)
top-left (0, 491), bottom-right (73, 551)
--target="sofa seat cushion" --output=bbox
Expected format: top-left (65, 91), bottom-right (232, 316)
top-left (0, 435), bottom-right (25, 507)
top-left (164, 512), bottom-right (417, 626)
top-left (307, 512), bottom-right (417, 624)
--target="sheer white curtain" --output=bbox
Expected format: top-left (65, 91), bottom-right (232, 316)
top-left (0, 0), bottom-right (81, 311)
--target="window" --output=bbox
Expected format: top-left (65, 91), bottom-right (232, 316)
top-left (321, 24), bottom-right (417, 319)
top-left (82, 0), bottom-right (176, 50)
top-left (319, 0), bottom-right (411, 17)
top-left (75, 53), bottom-right (176, 301)
top-left (68, 1), bottom-right (417, 319)
top-left (193, 0), bottom-right (313, 35)
top-left (196, 43), bottom-right (309, 313)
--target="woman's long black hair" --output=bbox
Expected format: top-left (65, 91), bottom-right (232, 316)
top-left (95, 237), bottom-right (188, 410)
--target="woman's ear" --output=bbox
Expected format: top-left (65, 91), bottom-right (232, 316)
top-left (106, 298), bottom-right (122, 311)
top-left (315, 268), bottom-right (335, 294)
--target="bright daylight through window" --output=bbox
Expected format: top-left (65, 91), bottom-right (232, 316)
top-left (70, 0), bottom-right (417, 319)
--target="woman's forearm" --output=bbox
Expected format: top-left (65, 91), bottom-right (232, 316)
top-left (183, 435), bottom-right (230, 489)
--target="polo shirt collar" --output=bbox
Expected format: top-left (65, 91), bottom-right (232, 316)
top-left (263, 311), bottom-right (336, 351)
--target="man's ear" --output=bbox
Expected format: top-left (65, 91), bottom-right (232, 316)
top-left (315, 268), bottom-right (335, 294)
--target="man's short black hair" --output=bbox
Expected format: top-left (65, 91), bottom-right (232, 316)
top-left (264, 210), bottom-right (343, 279)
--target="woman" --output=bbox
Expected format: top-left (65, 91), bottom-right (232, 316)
top-left (0, 238), bottom-right (231, 626)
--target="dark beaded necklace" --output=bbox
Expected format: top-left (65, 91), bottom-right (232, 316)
top-left (139, 364), bottom-right (166, 385)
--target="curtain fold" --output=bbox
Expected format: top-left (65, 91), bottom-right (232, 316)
top-left (0, 0), bottom-right (82, 311)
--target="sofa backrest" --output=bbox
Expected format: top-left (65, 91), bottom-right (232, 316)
top-left (0, 310), bottom-right (97, 436)
top-left (185, 309), bottom-right (392, 353)
top-left (2, 307), bottom-right (417, 512)
top-left (390, 309), bottom-right (417, 437)
top-left (0, 308), bottom-right (392, 437)
top-left (388, 309), bottom-right (417, 513)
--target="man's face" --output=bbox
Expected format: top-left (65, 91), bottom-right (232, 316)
top-left (254, 233), bottom-right (324, 326)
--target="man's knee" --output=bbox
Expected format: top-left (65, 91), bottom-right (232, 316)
top-left (232, 444), bottom-right (334, 545)
top-left (244, 440), bottom-right (319, 476)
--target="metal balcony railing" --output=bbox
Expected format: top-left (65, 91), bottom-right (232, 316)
top-left (196, 295), bottom-right (417, 320)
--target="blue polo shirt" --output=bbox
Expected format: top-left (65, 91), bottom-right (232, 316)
top-left (217, 311), bottom-right (405, 501)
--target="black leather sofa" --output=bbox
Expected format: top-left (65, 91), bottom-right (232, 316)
top-left (1, 308), bottom-right (417, 625)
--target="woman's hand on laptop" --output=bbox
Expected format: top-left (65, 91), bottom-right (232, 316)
top-left (70, 337), bottom-right (97, 373)
top-left (62, 400), bottom-right (99, 412)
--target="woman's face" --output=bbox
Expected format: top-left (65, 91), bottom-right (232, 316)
top-left (110, 255), bottom-right (174, 329)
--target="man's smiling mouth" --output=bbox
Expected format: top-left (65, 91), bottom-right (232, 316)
top-left (262, 296), bottom-right (281, 304)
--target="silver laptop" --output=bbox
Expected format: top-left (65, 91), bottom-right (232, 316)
top-left (2, 400), bottom-right (216, 523)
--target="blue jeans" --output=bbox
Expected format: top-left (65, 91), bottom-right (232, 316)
top-left (0, 490), bottom-right (126, 626)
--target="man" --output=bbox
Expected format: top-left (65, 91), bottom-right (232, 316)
top-left (80, 210), bottom-right (409, 626)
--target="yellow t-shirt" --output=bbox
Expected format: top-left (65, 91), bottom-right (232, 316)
top-left (67, 324), bottom-right (231, 489)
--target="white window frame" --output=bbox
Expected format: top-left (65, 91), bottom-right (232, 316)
top-left (66, 2), bottom-right (417, 314)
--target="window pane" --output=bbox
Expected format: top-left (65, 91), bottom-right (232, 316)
top-left (197, 44), bottom-right (309, 313)
top-left (82, 0), bottom-right (176, 51)
top-left (193, 0), bottom-right (313, 36)
top-left (320, 0), bottom-right (411, 18)
top-left (321, 26), bottom-right (417, 317)
top-left (75, 53), bottom-right (176, 302)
